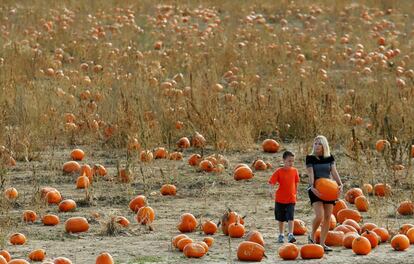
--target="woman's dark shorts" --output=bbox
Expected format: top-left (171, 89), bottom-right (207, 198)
top-left (308, 188), bottom-right (336, 205)
top-left (275, 202), bottom-right (295, 222)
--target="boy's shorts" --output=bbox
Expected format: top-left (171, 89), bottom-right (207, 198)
top-left (275, 202), bottom-right (295, 222)
top-left (308, 188), bottom-right (336, 205)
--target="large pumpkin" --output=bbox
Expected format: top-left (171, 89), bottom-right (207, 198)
top-left (314, 178), bottom-right (339, 201)
top-left (262, 139), bottom-right (280, 153)
top-left (293, 219), bottom-right (307, 235)
top-left (65, 217), bottom-right (89, 233)
top-left (237, 241), bottom-right (265, 262)
top-left (300, 244), bottom-right (324, 259)
top-left (391, 234), bottom-right (410, 251)
top-left (246, 231), bottom-right (265, 246)
top-left (136, 206), bottom-right (155, 225)
top-left (183, 243), bottom-right (206, 258)
top-left (336, 209), bottom-right (362, 223)
top-left (278, 243), bottom-right (299, 260)
top-left (96, 252), bottom-right (114, 264)
top-left (352, 236), bottom-right (371, 255)
top-left (345, 188), bottom-right (363, 204)
top-left (177, 213), bottom-right (198, 233)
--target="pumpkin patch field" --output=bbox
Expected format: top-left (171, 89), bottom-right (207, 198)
top-left (1, 1), bottom-right (414, 263)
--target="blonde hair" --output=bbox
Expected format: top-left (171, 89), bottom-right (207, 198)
top-left (311, 135), bottom-right (331, 158)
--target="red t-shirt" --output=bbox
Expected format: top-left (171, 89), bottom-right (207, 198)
top-left (268, 167), bottom-right (299, 204)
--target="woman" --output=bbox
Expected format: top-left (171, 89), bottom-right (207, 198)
top-left (306, 135), bottom-right (343, 252)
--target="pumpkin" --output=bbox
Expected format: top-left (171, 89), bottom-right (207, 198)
top-left (4, 187), bottom-right (18, 200)
top-left (188, 154), bottom-right (202, 166)
top-left (160, 184), bottom-right (176, 196)
top-left (96, 252), bottom-right (114, 264)
top-left (42, 214), bottom-right (60, 226)
top-left (197, 241), bottom-right (209, 253)
top-left (400, 224), bottom-right (414, 235)
top-left (0, 256), bottom-right (6, 264)
top-left (199, 160), bottom-right (214, 172)
top-left (362, 183), bottom-right (373, 195)
top-left (40, 187), bottom-right (57, 198)
top-left (53, 257), bottom-right (72, 264)
top-left (333, 199), bottom-right (347, 218)
top-left (233, 166), bottom-right (253, 181)
top-left (63, 161), bottom-right (81, 173)
top-left (336, 209), bottom-right (362, 223)
top-left (203, 237), bottom-right (214, 247)
top-left (202, 220), bottom-right (217, 235)
top-left (315, 230), bottom-right (344, 246)
top-left (221, 210), bottom-right (240, 235)
top-left (191, 132), bottom-right (206, 148)
top-left (228, 222), bottom-right (245, 238)
top-left (28, 249), bottom-right (46, 261)
top-left (253, 160), bottom-right (267, 170)
top-left (354, 195), bottom-right (369, 212)
top-left (70, 149), bottom-right (85, 161)
top-left (315, 178), bottom-right (339, 201)
top-left (397, 201), bottom-right (414, 215)
top-left (328, 214), bottom-right (337, 230)
top-left (80, 164), bottom-right (93, 181)
top-left (300, 244), bottom-right (324, 259)
top-left (342, 219), bottom-right (361, 234)
top-left (343, 232), bottom-right (359, 248)
top-left (9, 233), bottom-right (26, 245)
top-left (129, 195), bottom-right (147, 212)
top-left (293, 219), bottom-right (307, 235)
top-left (115, 216), bottom-right (130, 227)
top-left (0, 250), bottom-right (11, 262)
top-left (237, 241), bottom-right (265, 261)
top-left (136, 206), bottom-right (155, 225)
top-left (361, 223), bottom-right (378, 233)
top-left (8, 260), bottom-right (29, 264)
top-left (177, 238), bottom-right (193, 251)
top-left (262, 139), bottom-right (280, 153)
top-left (372, 227), bottom-right (390, 242)
top-left (334, 225), bottom-right (356, 234)
top-left (345, 188), bottom-right (363, 204)
top-left (361, 230), bottom-right (379, 248)
top-left (183, 243), bottom-right (206, 258)
top-left (246, 231), bottom-right (265, 246)
top-left (154, 147), bottom-right (168, 159)
top-left (93, 164), bottom-right (107, 176)
top-left (65, 217), bottom-right (89, 233)
top-left (406, 228), bottom-right (414, 244)
top-left (373, 183), bottom-right (391, 197)
top-left (45, 190), bottom-right (62, 204)
top-left (177, 137), bottom-right (190, 148)
top-left (352, 236), bottom-right (371, 255)
top-left (278, 243), bottom-right (299, 260)
top-left (22, 210), bottom-right (37, 223)
top-left (76, 175), bottom-right (90, 189)
top-left (172, 234), bottom-right (189, 248)
top-left (177, 213), bottom-right (198, 233)
top-left (391, 234), bottom-right (410, 251)
top-left (375, 139), bottom-right (390, 152)
top-left (169, 152), bottom-right (183, 161)
top-left (140, 150), bottom-right (153, 162)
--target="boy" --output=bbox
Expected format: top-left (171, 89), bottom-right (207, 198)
top-left (268, 150), bottom-right (300, 243)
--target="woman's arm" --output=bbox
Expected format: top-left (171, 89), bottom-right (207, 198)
top-left (331, 164), bottom-right (343, 193)
top-left (307, 166), bottom-right (321, 197)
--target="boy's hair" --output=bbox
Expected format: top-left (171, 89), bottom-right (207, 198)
top-left (282, 151), bottom-right (295, 159)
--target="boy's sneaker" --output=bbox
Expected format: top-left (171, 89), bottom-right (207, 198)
top-left (307, 234), bottom-right (315, 244)
top-left (323, 244), bottom-right (333, 252)
top-left (287, 233), bottom-right (296, 243)
top-left (277, 234), bottom-right (285, 243)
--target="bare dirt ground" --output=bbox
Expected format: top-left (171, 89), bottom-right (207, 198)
top-left (2, 143), bottom-right (414, 263)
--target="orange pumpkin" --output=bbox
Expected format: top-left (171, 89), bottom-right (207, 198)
top-left (293, 219), bottom-right (307, 235)
top-left (199, 160), bottom-right (214, 172)
top-left (191, 132), bottom-right (206, 148)
top-left (336, 209), bottom-right (362, 223)
top-left (300, 244), bottom-right (324, 259)
top-left (9, 233), bottom-right (26, 245)
top-left (136, 206), bottom-right (155, 225)
top-left (154, 147), bottom-right (168, 159)
top-left (53, 257), bottom-right (72, 264)
top-left (352, 236), bottom-right (371, 255)
top-left (406, 227), bottom-right (414, 244)
top-left (354, 196), bottom-right (369, 212)
top-left (42, 214), bottom-right (60, 226)
top-left (237, 241), bottom-right (265, 261)
top-left (342, 219), bottom-right (361, 234)
top-left (362, 183), bottom-right (373, 195)
top-left (129, 195), bottom-right (147, 212)
top-left (76, 175), bottom-right (90, 188)
top-left (374, 183), bottom-right (391, 197)
top-left (245, 230), bottom-right (265, 246)
top-left (183, 243), bottom-right (206, 258)
top-left (80, 164), bottom-right (93, 181)
top-left (4, 187), bottom-right (18, 200)
top-left (228, 222), bottom-right (245, 238)
top-left (0, 250), bottom-right (11, 262)
top-left (115, 216), bottom-right (130, 227)
top-left (177, 237), bottom-right (193, 251)
top-left (361, 230), bottom-right (379, 248)
top-left (0, 256), bottom-right (6, 264)
top-left (334, 225), bottom-right (356, 234)
top-left (140, 150), bottom-right (153, 162)
top-left (45, 190), bottom-right (62, 204)
top-left (333, 199), bottom-right (347, 218)
top-left (253, 160), bottom-right (267, 170)
top-left (397, 201), bottom-right (414, 215)
top-left (28, 249), bottom-right (46, 261)
top-left (203, 237), bottom-right (214, 247)
top-left (172, 234), bottom-right (188, 249)
top-left (93, 164), bottom-right (107, 176)
top-left (169, 151), bottom-right (183, 161)
top-left (197, 241), bottom-right (209, 253)
top-left (58, 199), bottom-right (77, 213)
top-left (233, 166), bottom-right (253, 181)
top-left (22, 210), bottom-right (37, 223)
top-left (391, 234), bottom-right (410, 251)
top-left (177, 213), bottom-right (198, 233)
top-left (372, 227), bottom-right (390, 243)
top-left (202, 220), bottom-right (217, 235)
top-left (188, 154), bottom-right (202, 166)
top-left (315, 230), bottom-right (344, 246)
top-left (63, 161), bottom-right (81, 173)
top-left (328, 214), bottom-right (337, 230)
top-left (278, 243), bottom-right (299, 260)
top-left (400, 224), bottom-right (414, 235)
top-left (70, 149), bottom-right (85, 161)
top-left (96, 252), bottom-right (114, 264)
top-left (375, 139), bottom-right (390, 152)
top-left (65, 217), bottom-right (89, 233)
top-left (315, 178), bottom-right (339, 201)
top-left (177, 137), bottom-right (190, 149)
top-left (221, 210), bottom-right (239, 235)
top-left (8, 260), bottom-right (30, 264)
top-left (160, 184), bottom-right (177, 196)
top-left (361, 223), bottom-right (378, 233)
top-left (343, 232), bottom-right (359, 248)
top-left (345, 188), bottom-right (363, 204)
top-left (262, 139), bottom-right (280, 153)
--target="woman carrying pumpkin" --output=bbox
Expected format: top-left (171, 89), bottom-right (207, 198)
top-left (306, 135), bottom-right (343, 252)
